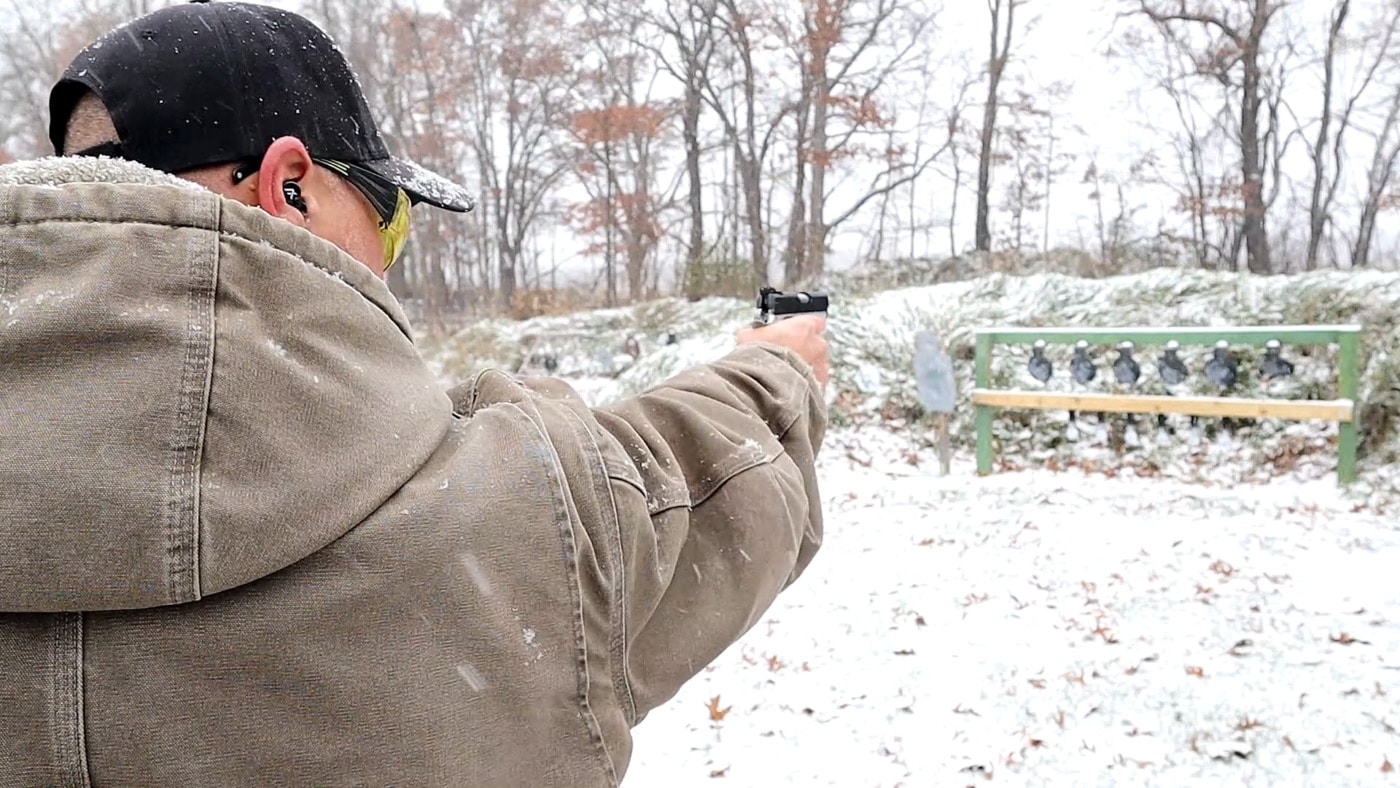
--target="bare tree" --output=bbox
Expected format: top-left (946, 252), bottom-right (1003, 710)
top-left (449, 0), bottom-right (580, 313)
top-left (991, 86), bottom-right (1073, 258)
top-left (975, 0), bottom-right (1029, 253)
top-left (1354, 75), bottom-right (1400, 268)
top-left (1083, 152), bottom-right (1151, 273)
top-left (1299, 0), bottom-right (1400, 270)
top-left (794, 0), bottom-right (946, 280)
top-left (1129, 0), bottom-right (1288, 275)
top-left (312, 0), bottom-right (497, 330)
top-left (1119, 25), bottom-right (1236, 268)
top-left (936, 60), bottom-right (982, 260)
top-left (703, 0), bottom-right (794, 287)
top-left (634, 0), bottom-right (721, 298)
top-left (570, 3), bottom-right (672, 305)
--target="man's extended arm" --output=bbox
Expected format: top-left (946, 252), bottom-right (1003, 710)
top-left (588, 339), bottom-right (826, 720)
top-left (490, 317), bottom-right (826, 729)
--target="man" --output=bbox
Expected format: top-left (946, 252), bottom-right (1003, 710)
top-left (0, 2), bottom-right (828, 786)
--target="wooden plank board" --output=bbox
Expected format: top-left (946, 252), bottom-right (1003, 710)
top-left (975, 325), bottom-right (1361, 347)
top-left (970, 389), bottom-right (1355, 422)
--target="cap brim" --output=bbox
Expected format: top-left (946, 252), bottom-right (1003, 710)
top-left (364, 157), bottom-right (475, 213)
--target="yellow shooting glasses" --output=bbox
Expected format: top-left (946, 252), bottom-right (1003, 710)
top-left (379, 188), bottom-right (412, 269)
top-left (316, 158), bottom-right (413, 270)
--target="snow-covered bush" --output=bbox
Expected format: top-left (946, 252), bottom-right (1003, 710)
top-left (424, 269), bottom-right (1400, 482)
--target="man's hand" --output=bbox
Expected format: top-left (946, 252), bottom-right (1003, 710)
top-left (737, 315), bottom-right (829, 385)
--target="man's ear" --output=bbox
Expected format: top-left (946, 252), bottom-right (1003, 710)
top-left (255, 136), bottom-right (314, 225)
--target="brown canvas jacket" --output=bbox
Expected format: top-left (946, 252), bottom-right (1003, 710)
top-left (0, 158), bottom-right (825, 787)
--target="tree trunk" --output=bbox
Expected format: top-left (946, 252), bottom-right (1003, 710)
top-left (975, 0), bottom-right (1014, 253)
top-left (741, 157), bottom-right (767, 286)
top-left (806, 0), bottom-right (823, 282)
top-left (683, 65), bottom-right (706, 299)
top-left (784, 70), bottom-right (812, 286)
top-left (604, 137), bottom-right (617, 307)
top-left (496, 201), bottom-right (517, 312)
top-left (1307, 0), bottom-right (1348, 271)
top-left (1355, 199), bottom-right (1380, 269)
top-left (785, 174), bottom-right (809, 287)
top-left (736, 25), bottom-right (767, 287)
top-left (498, 249), bottom-right (517, 314)
top-left (1355, 83), bottom-right (1400, 267)
top-left (948, 141), bottom-right (961, 258)
top-left (806, 44), bottom-right (831, 280)
top-left (1240, 1), bottom-right (1272, 275)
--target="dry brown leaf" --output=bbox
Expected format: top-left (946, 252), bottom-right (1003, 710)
top-left (706, 695), bottom-right (732, 722)
top-left (709, 767), bottom-right (729, 778)
top-left (1186, 666), bottom-right (1206, 678)
top-left (1382, 756), bottom-right (1394, 773)
top-left (1210, 560), bottom-right (1236, 577)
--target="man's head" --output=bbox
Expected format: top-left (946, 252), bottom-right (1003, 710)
top-left (49, 0), bottom-right (474, 277)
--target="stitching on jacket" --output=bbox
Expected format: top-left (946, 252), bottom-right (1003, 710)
top-left (0, 229), bottom-right (7, 307)
top-left (50, 614), bottom-right (93, 787)
top-left (497, 400), bottom-right (622, 787)
top-left (553, 405), bottom-right (639, 728)
top-left (71, 615), bottom-right (93, 787)
top-left (164, 209), bottom-right (219, 604)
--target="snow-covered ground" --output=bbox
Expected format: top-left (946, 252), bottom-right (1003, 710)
top-left (625, 427), bottom-right (1400, 787)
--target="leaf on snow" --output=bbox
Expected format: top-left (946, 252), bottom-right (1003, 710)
top-left (706, 695), bottom-right (732, 722)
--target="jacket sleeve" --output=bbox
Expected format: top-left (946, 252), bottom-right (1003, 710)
top-left (491, 342), bottom-right (826, 725)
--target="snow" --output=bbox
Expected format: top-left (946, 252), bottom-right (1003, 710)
top-left (0, 156), bottom-right (205, 192)
top-left (421, 274), bottom-right (1400, 785)
top-left (372, 156), bottom-right (477, 213)
top-left (625, 427), bottom-right (1400, 787)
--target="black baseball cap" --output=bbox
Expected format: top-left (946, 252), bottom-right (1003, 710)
top-left (48, 0), bottom-right (474, 213)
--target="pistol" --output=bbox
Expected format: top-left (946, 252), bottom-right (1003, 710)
top-left (754, 287), bottom-right (830, 327)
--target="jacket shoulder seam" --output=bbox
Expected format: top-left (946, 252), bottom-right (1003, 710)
top-left (551, 405), bottom-right (640, 728)
top-left (495, 399), bottom-right (623, 785)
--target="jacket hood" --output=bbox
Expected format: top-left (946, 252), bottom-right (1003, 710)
top-left (0, 157), bottom-right (454, 613)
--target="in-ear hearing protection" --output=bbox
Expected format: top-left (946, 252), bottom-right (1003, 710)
top-left (282, 181), bottom-right (307, 214)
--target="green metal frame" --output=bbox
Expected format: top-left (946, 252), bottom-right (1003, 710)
top-left (973, 325), bottom-right (1364, 485)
